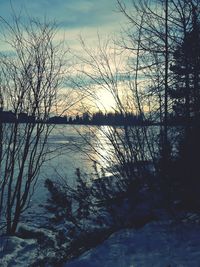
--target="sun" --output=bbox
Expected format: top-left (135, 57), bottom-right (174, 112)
top-left (95, 89), bottom-right (116, 112)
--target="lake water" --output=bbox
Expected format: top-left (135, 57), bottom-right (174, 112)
top-left (23, 124), bottom-right (171, 225)
top-left (25, 124), bottom-right (118, 223)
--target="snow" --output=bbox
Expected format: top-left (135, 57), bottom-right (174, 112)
top-left (0, 236), bottom-right (38, 267)
top-left (0, 224), bottom-right (62, 267)
top-left (63, 220), bottom-right (200, 267)
top-left (1, 215), bottom-right (200, 266)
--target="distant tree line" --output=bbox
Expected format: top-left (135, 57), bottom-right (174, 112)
top-left (0, 108), bottom-right (36, 123)
top-left (41, 111), bottom-right (150, 125)
top-left (0, 108), bottom-right (151, 126)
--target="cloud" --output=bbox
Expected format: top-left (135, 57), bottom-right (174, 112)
top-left (0, 0), bottom-right (128, 29)
top-left (0, 0), bottom-right (131, 55)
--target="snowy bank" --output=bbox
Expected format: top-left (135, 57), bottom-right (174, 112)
top-left (1, 216), bottom-right (200, 266)
top-left (64, 220), bottom-right (200, 267)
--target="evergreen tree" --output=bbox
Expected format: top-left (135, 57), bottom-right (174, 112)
top-left (167, 5), bottom-right (200, 209)
top-left (170, 5), bottom-right (200, 123)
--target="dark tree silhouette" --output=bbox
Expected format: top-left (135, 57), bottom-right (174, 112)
top-left (0, 16), bottom-right (64, 235)
top-left (170, 5), bottom-right (200, 124)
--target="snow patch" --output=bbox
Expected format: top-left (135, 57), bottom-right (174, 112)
top-left (63, 220), bottom-right (200, 267)
top-left (0, 236), bottom-right (37, 267)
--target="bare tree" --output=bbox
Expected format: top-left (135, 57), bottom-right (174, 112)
top-left (67, 0), bottom-right (200, 209)
top-left (0, 16), bottom-right (66, 235)
top-left (115, 0), bottom-right (200, 205)
top-left (67, 35), bottom-right (159, 209)
top-left (116, 0), bottom-right (200, 121)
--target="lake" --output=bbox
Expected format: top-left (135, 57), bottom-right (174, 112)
top-left (22, 124), bottom-right (170, 225)
top-left (24, 124), bottom-right (118, 224)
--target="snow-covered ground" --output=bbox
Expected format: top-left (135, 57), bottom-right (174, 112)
top-left (1, 217), bottom-right (200, 267)
top-left (64, 220), bottom-right (200, 267)
top-left (0, 236), bottom-right (38, 267)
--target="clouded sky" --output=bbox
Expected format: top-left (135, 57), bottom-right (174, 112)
top-left (0, 0), bottom-right (129, 50)
top-left (0, 0), bottom-right (132, 114)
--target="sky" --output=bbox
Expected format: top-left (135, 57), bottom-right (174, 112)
top-left (0, 0), bottom-right (129, 51)
top-left (0, 0), bottom-right (132, 114)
